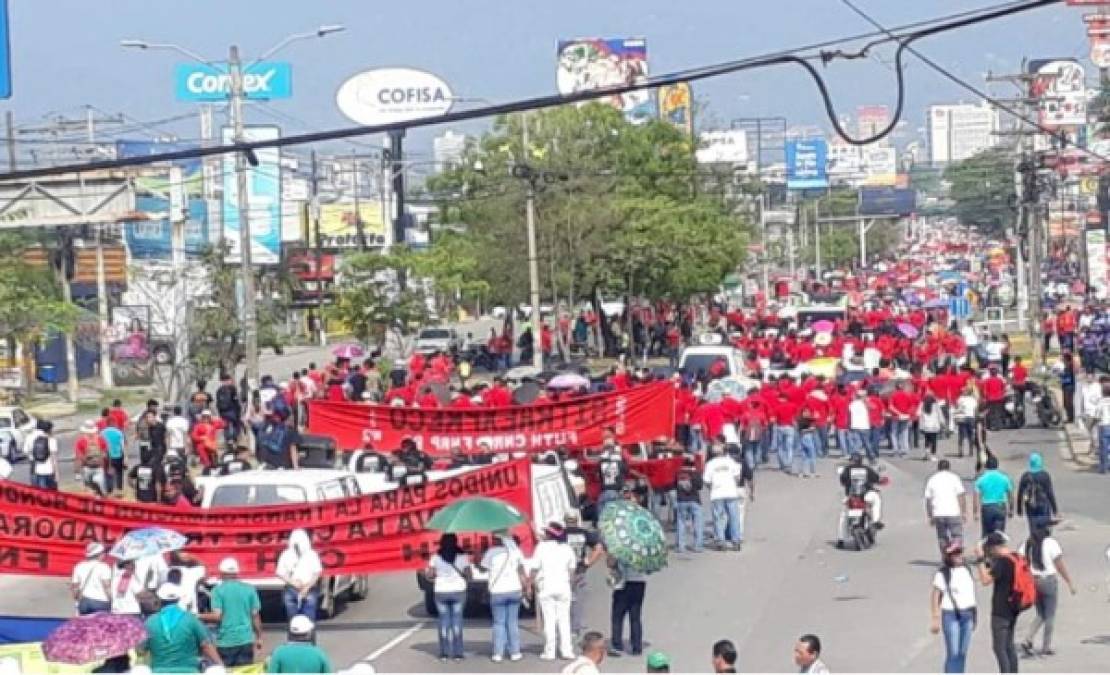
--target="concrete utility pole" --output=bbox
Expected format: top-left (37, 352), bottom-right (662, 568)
top-left (228, 45), bottom-right (260, 393)
top-left (522, 115), bottom-right (543, 371)
top-left (759, 193), bottom-right (769, 292)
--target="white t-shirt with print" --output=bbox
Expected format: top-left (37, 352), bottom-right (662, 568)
top-left (702, 455), bottom-right (742, 501)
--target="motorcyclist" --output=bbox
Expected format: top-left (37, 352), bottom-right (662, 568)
top-left (836, 454), bottom-right (884, 548)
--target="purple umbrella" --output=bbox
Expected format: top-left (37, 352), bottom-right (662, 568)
top-left (43, 613), bottom-right (146, 664)
top-left (332, 343), bottom-right (366, 360)
top-left (897, 322), bottom-right (919, 339)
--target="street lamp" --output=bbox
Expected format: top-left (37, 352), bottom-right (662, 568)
top-left (122, 26), bottom-right (344, 396)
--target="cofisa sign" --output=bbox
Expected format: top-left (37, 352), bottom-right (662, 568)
top-left (174, 62), bottom-right (292, 102)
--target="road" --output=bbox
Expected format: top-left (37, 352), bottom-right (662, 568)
top-left (2, 420), bottom-right (1109, 672)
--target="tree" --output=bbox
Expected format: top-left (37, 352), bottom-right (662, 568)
top-left (0, 233), bottom-right (79, 394)
top-left (328, 248), bottom-right (430, 347)
top-left (409, 231), bottom-right (489, 319)
top-left (944, 147), bottom-right (1017, 235)
top-left (426, 104), bottom-right (749, 308)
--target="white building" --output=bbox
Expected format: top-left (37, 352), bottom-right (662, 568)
top-left (927, 102), bottom-right (1000, 164)
top-left (433, 130), bottom-right (472, 172)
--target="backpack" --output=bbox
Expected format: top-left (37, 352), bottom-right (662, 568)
top-left (1023, 475), bottom-right (1049, 513)
top-left (259, 424), bottom-right (287, 458)
top-left (31, 435), bottom-right (50, 463)
top-left (1006, 552), bottom-right (1037, 613)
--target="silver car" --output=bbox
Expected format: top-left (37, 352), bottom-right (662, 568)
top-left (414, 327), bottom-right (459, 354)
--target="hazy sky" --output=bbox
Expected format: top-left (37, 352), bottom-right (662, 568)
top-left (5, 0), bottom-right (1093, 159)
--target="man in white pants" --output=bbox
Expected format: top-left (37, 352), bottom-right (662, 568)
top-left (529, 522), bottom-right (577, 661)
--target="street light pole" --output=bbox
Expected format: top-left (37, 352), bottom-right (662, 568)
top-left (228, 45), bottom-right (259, 393)
top-left (522, 115), bottom-right (543, 371)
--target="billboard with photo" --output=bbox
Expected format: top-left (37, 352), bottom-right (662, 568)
top-left (658, 82), bottom-right (692, 134)
top-left (862, 146), bottom-right (898, 186)
top-left (125, 196), bottom-right (209, 259)
top-left (1028, 58), bottom-right (1088, 128)
top-left (859, 187), bottom-right (916, 216)
top-left (311, 202), bottom-right (388, 248)
top-left (785, 139), bottom-right (828, 189)
top-left (221, 125), bottom-right (281, 265)
top-left (109, 305), bottom-right (153, 386)
top-left (557, 37), bottom-right (654, 124)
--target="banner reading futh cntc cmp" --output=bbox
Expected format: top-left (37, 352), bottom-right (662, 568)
top-left (0, 460), bottom-right (533, 577)
top-left (307, 383), bottom-right (676, 453)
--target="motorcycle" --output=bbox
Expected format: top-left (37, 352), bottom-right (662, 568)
top-left (835, 466), bottom-right (889, 552)
top-left (999, 390), bottom-right (1026, 430)
top-left (1028, 382), bottom-right (1062, 428)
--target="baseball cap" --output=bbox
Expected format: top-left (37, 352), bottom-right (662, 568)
top-left (156, 583), bottom-right (182, 602)
top-left (647, 651), bottom-right (670, 669)
top-left (85, 542), bottom-right (105, 559)
top-left (289, 614), bottom-right (315, 635)
top-left (218, 557), bottom-right (240, 575)
top-left (984, 531), bottom-right (1009, 548)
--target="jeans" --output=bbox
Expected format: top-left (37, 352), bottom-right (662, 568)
top-left (742, 440), bottom-right (759, 472)
top-left (956, 421), bottom-right (977, 456)
top-left (108, 457), bottom-right (125, 492)
top-left (835, 428), bottom-right (850, 457)
top-left (1099, 424), bottom-right (1110, 474)
top-left (282, 586), bottom-right (319, 622)
top-left (869, 427), bottom-right (883, 459)
top-left (434, 591), bottom-right (465, 658)
top-left (77, 597), bottom-right (111, 615)
top-left (220, 414), bottom-right (240, 446)
top-left (941, 609), bottom-right (975, 673)
top-left (31, 474), bottom-right (57, 490)
top-left (981, 503), bottom-right (1007, 537)
top-left (775, 425), bottom-right (796, 472)
top-left (711, 498), bottom-right (742, 544)
top-left (610, 581), bottom-right (646, 654)
top-left (796, 431), bottom-right (818, 475)
top-left (675, 501), bottom-right (704, 552)
top-left (538, 593), bottom-right (574, 659)
top-left (217, 644), bottom-right (254, 667)
top-left (991, 614), bottom-right (1019, 673)
top-left (848, 430), bottom-right (866, 457)
top-left (892, 418), bottom-right (910, 456)
top-left (689, 428), bottom-right (705, 453)
top-left (81, 467), bottom-right (107, 496)
top-left (1025, 575), bottom-right (1059, 652)
top-left (490, 591), bottom-right (521, 658)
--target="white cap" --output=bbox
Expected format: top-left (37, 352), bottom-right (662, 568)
top-left (289, 614), bottom-right (315, 635)
top-left (218, 557), bottom-right (240, 575)
top-left (85, 542), bottom-right (105, 559)
top-left (156, 583), bottom-right (182, 602)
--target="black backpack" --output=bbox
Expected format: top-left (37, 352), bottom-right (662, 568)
top-left (1024, 475), bottom-right (1049, 513)
top-left (31, 435), bottom-right (50, 463)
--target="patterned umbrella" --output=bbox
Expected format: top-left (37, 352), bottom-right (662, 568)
top-left (42, 613), bottom-right (146, 665)
top-left (598, 500), bottom-right (667, 574)
top-left (896, 322), bottom-right (919, 339)
top-left (109, 527), bottom-right (187, 562)
top-left (331, 343), bottom-right (366, 360)
top-left (547, 373), bottom-right (590, 390)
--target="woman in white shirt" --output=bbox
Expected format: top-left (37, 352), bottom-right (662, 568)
top-left (1021, 527), bottom-right (1077, 657)
top-left (954, 386), bottom-right (979, 459)
top-left (424, 533), bottom-right (470, 662)
top-left (109, 559), bottom-right (146, 616)
top-left (479, 534), bottom-right (527, 662)
top-left (930, 543), bottom-right (977, 673)
top-left (71, 542), bottom-right (112, 615)
top-left (918, 394), bottom-right (945, 461)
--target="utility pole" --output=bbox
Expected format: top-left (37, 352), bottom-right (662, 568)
top-left (228, 45), bottom-right (259, 393)
top-left (759, 193), bottom-right (769, 292)
top-left (310, 150), bottom-right (325, 346)
top-left (815, 198), bottom-right (823, 279)
top-left (522, 115), bottom-right (543, 371)
top-left (388, 130), bottom-right (406, 246)
top-left (5, 111), bottom-right (15, 170)
top-left (352, 153), bottom-right (365, 250)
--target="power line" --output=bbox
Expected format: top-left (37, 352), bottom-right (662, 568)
top-left (0, 0), bottom-right (1062, 182)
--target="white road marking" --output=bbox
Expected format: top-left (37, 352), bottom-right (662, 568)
top-left (358, 620), bottom-right (427, 663)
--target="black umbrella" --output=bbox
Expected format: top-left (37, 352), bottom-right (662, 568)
top-left (420, 382), bottom-right (451, 405)
top-left (512, 381), bottom-right (541, 404)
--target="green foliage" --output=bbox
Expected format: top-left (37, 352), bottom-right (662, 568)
top-left (327, 248), bottom-right (430, 345)
top-left (426, 104), bottom-right (749, 305)
top-left (944, 147), bottom-right (1016, 235)
top-left (0, 233), bottom-right (78, 351)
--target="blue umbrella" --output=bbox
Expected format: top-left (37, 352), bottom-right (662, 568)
top-left (109, 527), bottom-right (187, 561)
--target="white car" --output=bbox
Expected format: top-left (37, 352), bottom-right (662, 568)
top-left (196, 469), bottom-right (370, 619)
top-left (413, 327), bottom-right (460, 354)
top-left (0, 406), bottom-right (36, 462)
top-left (678, 334), bottom-right (748, 380)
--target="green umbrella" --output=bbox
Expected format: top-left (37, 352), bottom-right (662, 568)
top-left (427, 497), bottom-right (526, 533)
top-left (599, 500), bottom-right (668, 574)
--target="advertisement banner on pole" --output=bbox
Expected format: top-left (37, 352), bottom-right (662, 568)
top-left (556, 37), bottom-right (654, 124)
top-left (175, 62), bottom-right (292, 102)
top-left (108, 305), bottom-right (153, 386)
top-left (862, 146), bottom-right (898, 186)
top-left (1028, 59), bottom-right (1087, 128)
top-left (0, 459), bottom-right (535, 577)
top-left (1086, 228), bottom-right (1109, 299)
top-left (310, 202), bottom-right (387, 248)
top-left (221, 125), bottom-right (281, 265)
top-left (657, 82), bottom-right (692, 135)
top-left (308, 383), bottom-right (676, 453)
top-left (785, 139), bottom-right (828, 189)
top-left (0, 0), bottom-right (11, 99)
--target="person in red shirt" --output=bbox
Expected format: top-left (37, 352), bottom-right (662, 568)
top-left (865, 390), bottom-right (886, 456)
top-left (804, 389), bottom-right (831, 457)
top-left (608, 366), bottom-right (631, 391)
top-left (96, 409), bottom-right (110, 432)
top-left (1041, 311), bottom-right (1056, 359)
top-left (772, 393), bottom-right (799, 473)
top-left (416, 387), bottom-right (441, 409)
top-left (691, 398), bottom-right (727, 442)
top-left (482, 378), bottom-right (513, 407)
top-left (408, 352), bottom-right (427, 381)
top-left (190, 411), bottom-right (220, 468)
top-left (384, 382), bottom-right (413, 405)
top-left (107, 400), bottom-right (130, 431)
top-left (981, 367), bottom-right (1008, 430)
top-left (888, 381), bottom-right (917, 458)
top-left (1057, 306), bottom-right (1077, 353)
top-left (540, 325), bottom-right (554, 361)
top-left (1010, 356), bottom-right (1028, 390)
top-left (74, 422), bottom-right (107, 492)
top-left (830, 385), bottom-right (852, 455)
top-left (673, 380), bottom-right (697, 449)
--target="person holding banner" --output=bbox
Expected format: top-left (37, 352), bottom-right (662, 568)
top-left (276, 530), bottom-right (322, 623)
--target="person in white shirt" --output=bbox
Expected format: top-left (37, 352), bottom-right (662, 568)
top-left (924, 460), bottom-right (967, 554)
top-left (71, 542), bottom-right (112, 615)
top-left (24, 421), bottom-right (59, 490)
top-left (529, 523), bottom-right (578, 661)
top-left (276, 529), bottom-right (323, 622)
top-left (954, 387), bottom-right (979, 459)
top-left (848, 389), bottom-right (871, 458)
top-left (165, 406), bottom-right (191, 455)
top-left (561, 631), bottom-right (606, 675)
top-left (424, 533), bottom-right (471, 662)
top-left (109, 559), bottom-right (146, 616)
top-left (1020, 528), bottom-right (1077, 657)
top-left (930, 543), bottom-right (978, 673)
top-left (1079, 374), bottom-right (1103, 441)
top-left (479, 535), bottom-right (527, 662)
top-left (701, 443), bottom-right (744, 550)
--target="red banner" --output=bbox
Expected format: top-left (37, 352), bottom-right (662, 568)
top-left (0, 460), bottom-right (533, 578)
top-left (307, 383), bottom-right (675, 454)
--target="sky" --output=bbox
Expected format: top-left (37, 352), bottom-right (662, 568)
top-left (3, 0), bottom-right (1095, 161)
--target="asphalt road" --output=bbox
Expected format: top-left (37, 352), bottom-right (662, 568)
top-left (3, 422), bottom-right (1109, 673)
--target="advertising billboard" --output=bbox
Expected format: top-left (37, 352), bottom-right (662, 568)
top-left (116, 140), bottom-right (203, 198)
top-left (125, 196), bottom-right (209, 260)
top-left (696, 130), bottom-right (748, 164)
top-left (1086, 228), bottom-right (1108, 299)
top-left (785, 139), bottom-right (828, 189)
top-left (556, 37), bottom-right (654, 124)
top-left (109, 305), bottom-right (153, 387)
top-left (221, 125), bottom-right (281, 265)
top-left (862, 145), bottom-right (898, 186)
top-left (175, 61), bottom-right (292, 102)
top-left (0, 1), bottom-right (11, 99)
top-left (1028, 58), bottom-right (1088, 128)
top-left (311, 202), bottom-right (387, 248)
top-left (859, 187), bottom-right (916, 216)
top-left (335, 68), bottom-right (454, 126)
top-left (658, 82), bottom-right (692, 135)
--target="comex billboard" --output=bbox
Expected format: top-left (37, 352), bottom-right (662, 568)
top-left (557, 37), bottom-right (654, 125)
top-left (336, 68), bottom-right (453, 126)
top-left (785, 139), bottom-right (828, 189)
top-left (175, 62), bottom-right (292, 102)
top-left (222, 125), bottom-right (281, 265)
